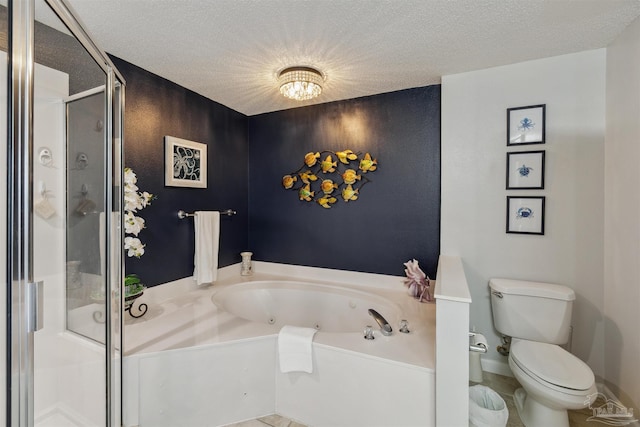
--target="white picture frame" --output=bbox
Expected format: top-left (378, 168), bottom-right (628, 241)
top-left (164, 136), bottom-right (207, 188)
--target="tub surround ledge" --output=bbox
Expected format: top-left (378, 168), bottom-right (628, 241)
top-left (124, 262), bottom-right (435, 369)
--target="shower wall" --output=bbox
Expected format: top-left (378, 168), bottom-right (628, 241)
top-left (0, 51), bottom-right (106, 426)
top-left (33, 58), bottom-right (102, 427)
top-left (66, 92), bottom-right (105, 277)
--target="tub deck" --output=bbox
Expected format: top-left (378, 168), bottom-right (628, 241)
top-left (125, 269), bottom-right (435, 371)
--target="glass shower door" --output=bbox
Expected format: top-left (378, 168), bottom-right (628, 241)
top-left (6, 0), bottom-right (124, 425)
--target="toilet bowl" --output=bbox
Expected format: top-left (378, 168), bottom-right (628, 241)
top-left (508, 339), bottom-right (596, 427)
top-left (489, 278), bottom-right (597, 427)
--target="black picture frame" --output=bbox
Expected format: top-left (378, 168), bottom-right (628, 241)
top-left (506, 150), bottom-right (545, 190)
top-left (507, 104), bottom-right (546, 146)
top-left (506, 196), bottom-right (545, 235)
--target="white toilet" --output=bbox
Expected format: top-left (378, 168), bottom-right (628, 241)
top-left (489, 278), bottom-right (596, 427)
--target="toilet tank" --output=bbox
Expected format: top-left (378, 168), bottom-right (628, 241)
top-left (489, 278), bottom-right (575, 344)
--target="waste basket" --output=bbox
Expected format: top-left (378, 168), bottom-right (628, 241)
top-left (469, 385), bottom-right (509, 427)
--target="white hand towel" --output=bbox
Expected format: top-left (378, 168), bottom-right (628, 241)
top-left (278, 326), bottom-right (318, 373)
top-left (193, 211), bottom-right (220, 285)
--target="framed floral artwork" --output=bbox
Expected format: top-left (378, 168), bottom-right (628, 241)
top-left (506, 150), bottom-right (545, 190)
top-left (506, 196), bottom-right (545, 235)
top-left (507, 104), bottom-right (545, 146)
top-left (164, 136), bottom-right (207, 188)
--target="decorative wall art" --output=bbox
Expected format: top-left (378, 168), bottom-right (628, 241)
top-left (507, 104), bottom-right (546, 146)
top-left (506, 150), bottom-right (545, 190)
top-left (506, 196), bottom-right (545, 235)
top-left (164, 136), bottom-right (207, 188)
top-left (282, 149), bottom-right (377, 208)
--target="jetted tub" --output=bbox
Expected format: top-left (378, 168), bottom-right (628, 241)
top-left (123, 265), bottom-right (436, 427)
top-left (211, 280), bottom-right (402, 333)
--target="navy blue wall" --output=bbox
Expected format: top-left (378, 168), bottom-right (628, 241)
top-left (248, 86), bottom-right (441, 277)
top-left (114, 54), bottom-right (440, 285)
top-left (112, 57), bottom-right (249, 287)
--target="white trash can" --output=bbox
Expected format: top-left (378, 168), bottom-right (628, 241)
top-left (469, 385), bottom-right (509, 427)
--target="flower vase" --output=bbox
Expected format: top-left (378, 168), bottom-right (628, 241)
top-left (124, 284), bottom-right (145, 309)
top-left (124, 274), bottom-right (148, 318)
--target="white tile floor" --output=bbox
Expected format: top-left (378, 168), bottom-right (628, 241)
top-left (224, 414), bottom-right (306, 427)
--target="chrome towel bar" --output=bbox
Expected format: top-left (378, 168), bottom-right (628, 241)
top-left (177, 209), bottom-right (236, 219)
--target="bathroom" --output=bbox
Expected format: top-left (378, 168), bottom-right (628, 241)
top-left (2, 1), bottom-right (640, 426)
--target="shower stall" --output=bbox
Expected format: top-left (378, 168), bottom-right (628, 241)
top-left (2, 0), bottom-right (125, 425)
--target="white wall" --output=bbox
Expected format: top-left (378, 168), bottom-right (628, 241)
top-left (441, 49), bottom-right (606, 377)
top-left (605, 16), bottom-right (640, 411)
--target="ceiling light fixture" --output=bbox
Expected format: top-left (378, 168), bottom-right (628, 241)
top-left (278, 66), bottom-right (324, 101)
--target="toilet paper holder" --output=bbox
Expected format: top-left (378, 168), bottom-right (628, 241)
top-left (469, 332), bottom-right (488, 353)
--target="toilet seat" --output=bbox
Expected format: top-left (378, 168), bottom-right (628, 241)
top-left (510, 340), bottom-right (594, 394)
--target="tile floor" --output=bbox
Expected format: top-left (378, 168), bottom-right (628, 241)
top-left (224, 414), bottom-right (306, 427)
top-left (225, 372), bottom-right (604, 427)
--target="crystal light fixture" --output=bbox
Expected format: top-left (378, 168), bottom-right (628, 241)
top-left (278, 66), bottom-right (324, 101)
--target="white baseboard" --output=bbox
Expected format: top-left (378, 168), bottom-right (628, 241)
top-left (480, 357), bottom-right (513, 377)
top-left (598, 382), bottom-right (615, 399)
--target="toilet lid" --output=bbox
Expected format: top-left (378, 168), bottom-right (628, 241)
top-left (510, 340), bottom-right (594, 391)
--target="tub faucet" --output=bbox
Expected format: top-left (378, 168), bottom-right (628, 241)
top-left (368, 309), bottom-right (393, 336)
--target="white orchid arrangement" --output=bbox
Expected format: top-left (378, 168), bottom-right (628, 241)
top-left (403, 259), bottom-right (432, 302)
top-left (124, 167), bottom-right (154, 258)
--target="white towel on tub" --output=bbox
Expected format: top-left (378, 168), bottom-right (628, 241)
top-left (278, 326), bottom-right (318, 373)
top-left (193, 211), bottom-right (220, 285)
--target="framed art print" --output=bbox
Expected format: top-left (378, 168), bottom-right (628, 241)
top-left (506, 150), bottom-right (545, 190)
top-left (506, 196), bottom-right (545, 235)
top-left (165, 136), bottom-right (207, 188)
top-left (507, 104), bottom-right (545, 146)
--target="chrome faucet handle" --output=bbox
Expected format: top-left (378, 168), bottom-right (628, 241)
top-left (368, 309), bottom-right (393, 336)
top-left (399, 319), bottom-right (410, 333)
top-left (363, 325), bottom-right (375, 340)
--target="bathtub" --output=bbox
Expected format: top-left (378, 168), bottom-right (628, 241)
top-left (211, 280), bottom-right (403, 333)
top-left (123, 262), bottom-right (436, 427)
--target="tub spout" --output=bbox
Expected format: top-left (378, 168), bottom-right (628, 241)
top-left (368, 309), bottom-right (393, 336)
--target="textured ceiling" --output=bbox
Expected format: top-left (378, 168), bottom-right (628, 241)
top-left (64, 0), bottom-right (640, 116)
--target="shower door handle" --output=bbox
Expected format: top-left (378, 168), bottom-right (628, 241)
top-left (26, 281), bottom-right (44, 332)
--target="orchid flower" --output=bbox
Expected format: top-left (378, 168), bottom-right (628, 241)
top-left (403, 259), bottom-right (432, 302)
top-left (124, 168), bottom-right (153, 258)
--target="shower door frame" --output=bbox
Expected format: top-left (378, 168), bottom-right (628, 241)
top-left (7, 0), bottom-right (126, 425)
